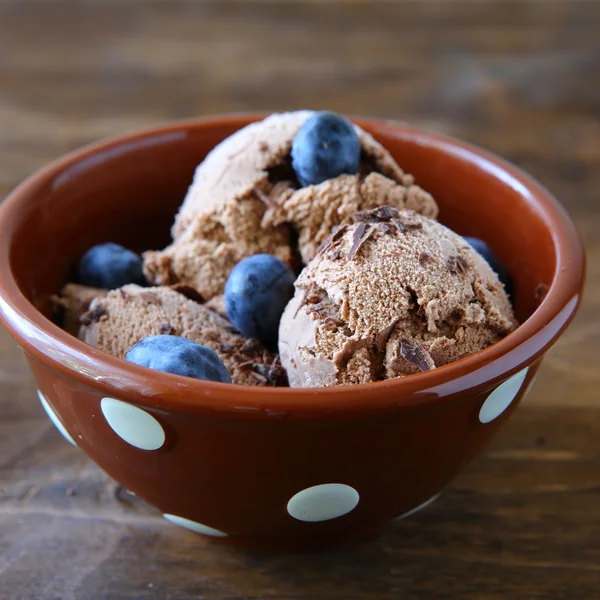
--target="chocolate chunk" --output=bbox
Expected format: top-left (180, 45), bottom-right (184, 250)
top-left (138, 291), bottom-right (161, 305)
top-left (258, 141), bottom-right (269, 152)
top-left (323, 317), bottom-right (352, 336)
top-left (159, 323), bottom-right (176, 335)
top-left (241, 338), bottom-right (264, 355)
top-left (419, 252), bottom-right (433, 266)
top-left (375, 222), bottom-right (392, 235)
top-left (306, 299), bottom-right (339, 320)
top-left (328, 248), bottom-right (342, 261)
top-left (374, 317), bottom-right (401, 354)
top-left (316, 239), bottom-right (329, 255)
top-left (446, 255), bottom-right (469, 275)
top-left (388, 216), bottom-right (423, 234)
top-left (250, 360), bottom-right (288, 387)
top-left (250, 371), bottom-right (268, 384)
top-left (391, 218), bottom-right (406, 233)
top-left (317, 224), bottom-right (348, 256)
top-left (267, 359), bottom-right (289, 387)
top-left (404, 221), bottom-right (423, 231)
top-left (370, 316), bottom-right (402, 380)
top-left (171, 284), bottom-right (205, 305)
top-left (219, 337), bottom-right (287, 387)
top-left (381, 207), bottom-right (401, 220)
top-left (302, 292), bottom-right (352, 336)
top-left (398, 340), bottom-right (435, 372)
top-left (79, 304), bottom-right (107, 326)
top-left (252, 364), bottom-right (270, 379)
top-left (348, 222), bottom-right (368, 259)
top-left (350, 225), bottom-right (376, 261)
top-left (235, 360), bottom-right (255, 369)
top-left (294, 283), bottom-right (320, 318)
top-left (321, 319), bottom-right (339, 332)
top-left (306, 301), bottom-right (327, 315)
top-left (354, 205), bottom-right (401, 223)
top-left (306, 292), bottom-right (323, 305)
top-left (218, 343), bottom-right (236, 354)
top-left (330, 224), bottom-right (347, 241)
top-left (305, 300), bottom-right (344, 320)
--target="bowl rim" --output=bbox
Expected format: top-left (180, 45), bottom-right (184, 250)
top-left (0, 113), bottom-right (585, 416)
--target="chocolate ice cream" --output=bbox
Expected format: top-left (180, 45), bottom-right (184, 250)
top-left (79, 284), bottom-right (286, 386)
top-left (278, 207), bottom-right (517, 388)
top-left (143, 111), bottom-right (437, 299)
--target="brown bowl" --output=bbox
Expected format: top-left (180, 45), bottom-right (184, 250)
top-left (0, 115), bottom-right (585, 550)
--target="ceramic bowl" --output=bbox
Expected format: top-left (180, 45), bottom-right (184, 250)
top-left (0, 115), bottom-right (585, 550)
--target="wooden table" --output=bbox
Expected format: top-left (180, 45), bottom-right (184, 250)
top-left (1, 2), bottom-right (599, 598)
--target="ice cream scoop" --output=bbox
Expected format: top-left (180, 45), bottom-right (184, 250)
top-left (143, 111), bottom-right (437, 299)
top-left (278, 207), bottom-right (517, 388)
top-left (79, 284), bottom-right (287, 386)
top-left (263, 171), bottom-right (438, 266)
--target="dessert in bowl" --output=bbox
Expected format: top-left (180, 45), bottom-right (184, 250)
top-left (0, 112), bottom-right (584, 550)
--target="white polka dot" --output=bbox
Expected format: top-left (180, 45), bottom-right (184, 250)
top-left (396, 493), bottom-right (441, 520)
top-left (37, 390), bottom-right (76, 446)
top-left (101, 397), bottom-right (165, 450)
top-left (479, 367), bottom-right (529, 424)
top-left (163, 514), bottom-right (228, 537)
top-left (287, 484), bottom-right (359, 522)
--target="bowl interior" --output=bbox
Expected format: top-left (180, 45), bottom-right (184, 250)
top-left (7, 118), bottom-right (555, 328)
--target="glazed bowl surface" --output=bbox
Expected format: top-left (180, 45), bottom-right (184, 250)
top-left (0, 115), bottom-right (585, 549)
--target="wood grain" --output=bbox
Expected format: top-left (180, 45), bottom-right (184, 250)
top-left (1, 1), bottom-right (599, 598)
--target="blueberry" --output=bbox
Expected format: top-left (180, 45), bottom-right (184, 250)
top-left (77, 242), bottom-right (146, 289)
top-left (465, 237), bottom-right (513, 297)
top-left (291, 111), bottom-right (361, 186)
top-left (225, 254), bottom-right (295, 348)
top-left (126, 335), bottom-right (232, 383)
